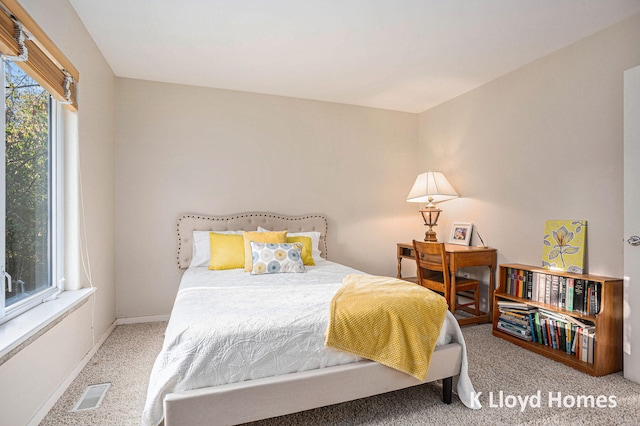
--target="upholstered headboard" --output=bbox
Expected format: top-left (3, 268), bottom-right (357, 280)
top-left (177, 212), bottom-right (328, 269)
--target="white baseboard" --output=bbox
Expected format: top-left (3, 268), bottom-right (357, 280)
top-left (116, 314), bottom-right (170, 325)
top-left (29, 319), bottom-right (117, 426)
top-left (27, 315), bottom-right (168, 425)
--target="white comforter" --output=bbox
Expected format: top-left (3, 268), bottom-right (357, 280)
top-left (142, 261), bottom-right (477, 426)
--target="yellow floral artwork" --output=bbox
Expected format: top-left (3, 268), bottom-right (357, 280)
top-left (542, 220), bottom-right (587, 273)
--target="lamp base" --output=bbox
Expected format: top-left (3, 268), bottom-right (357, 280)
top-left (424, 229), bottom-right (438, 242)
top-left (419, 207), bottom-right (441, 242)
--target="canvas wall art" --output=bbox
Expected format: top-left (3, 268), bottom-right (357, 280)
top-left (542, 220), bottom-right (587, 273)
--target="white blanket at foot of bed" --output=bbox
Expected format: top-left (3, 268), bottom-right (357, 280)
top-left (142, 261), bottom-right (478, 426)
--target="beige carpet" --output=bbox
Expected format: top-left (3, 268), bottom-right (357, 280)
top-left (40, 322), bottom-right (166, 426)
top-left (40, 322), bottom-right (640, 425)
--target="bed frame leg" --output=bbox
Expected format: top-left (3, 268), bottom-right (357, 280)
top-left (442, 377), bottom-right (453, 404)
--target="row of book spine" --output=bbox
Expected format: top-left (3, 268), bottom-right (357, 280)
top-left (504, 268), bottom-right (601, 315)
top-left (497, 302), bottom-right (595, 364)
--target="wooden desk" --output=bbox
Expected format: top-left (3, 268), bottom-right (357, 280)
top-left (397, 242), bottom-right (497, 326)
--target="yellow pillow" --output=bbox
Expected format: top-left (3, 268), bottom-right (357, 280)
top-left (208, 232), bottom-right (245, 270)
top-left (243, 231), bottom-right (288, 271)
top-left (286, 236), bottom-right (315, 266)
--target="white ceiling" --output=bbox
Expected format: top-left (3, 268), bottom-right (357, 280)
top-left (69, 0), bottom-right (640, 113)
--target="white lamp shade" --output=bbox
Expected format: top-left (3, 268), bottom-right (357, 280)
top-left (406, 171), bottom-right (458, 204)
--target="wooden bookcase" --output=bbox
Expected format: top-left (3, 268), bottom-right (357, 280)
top-left (493, 264), bottom-right (622, 376)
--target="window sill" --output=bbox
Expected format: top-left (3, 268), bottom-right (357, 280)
top-left (0, 287), bottom-right (95, 366)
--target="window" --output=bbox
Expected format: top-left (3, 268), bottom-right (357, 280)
top-left (0, 58), bottom-right (62, 323)
top-left (0, 0), bottom-right (78, 325)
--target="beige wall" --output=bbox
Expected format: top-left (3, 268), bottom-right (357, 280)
top-left (115, 79), bottom-right (419, 318)
top-left (0, 302), bottom-right (94, 426)
top-left (0, 0), bottom-right (116, 423)
top-left (417, 14), bottom-right (640, 283)
top-left (115, 13), bottom-right (640, 319)
top-left (25, 0), bottom-right (117, 342)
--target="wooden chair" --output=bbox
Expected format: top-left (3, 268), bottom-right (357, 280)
top-left (412, 240), bottom-right (481, 318)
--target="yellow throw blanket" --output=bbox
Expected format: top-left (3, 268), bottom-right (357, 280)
top-left (325, 274), bottom-right (448, 381)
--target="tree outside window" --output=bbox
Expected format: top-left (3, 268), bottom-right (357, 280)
top-left (4, 60), bottom-right (51, 307)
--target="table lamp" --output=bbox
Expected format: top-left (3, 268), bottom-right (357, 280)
top-left (406, 171), bottom-right (458, 242)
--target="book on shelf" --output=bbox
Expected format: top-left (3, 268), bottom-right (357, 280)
top-left (581, 328), bottom-right (589, 363)
top-left (497, 322), bottom-right (533, 341)
top-left (545, 274), bottom-right (552, 305)
top-left (531, 271), bottom-right (539, 302)
top-left (496, 295), bottom-right (596, 364)
top-left (548, 319), bottom-right (557, 349)
top-left (527, 313), bottom-right (537, 343)
top-left (574, 279), bottom-right (585, 312)
top-left (542, 318), bottom-right (550, 347)
top-left (498, 315), bottom-right (531, 333)
top-left (537, 307), bottom-right (595, 328)
top-left (550, 275), bottom-right (559, 307)
top-left (497, 304), bottom-right (537, 342)
top-left (518, 272), bottom-right (523, 298)
top-left (588, 329), bottom-right (595, 364)
top-left (563, 320), bottom-right (572, 354)
top-left (537, 272), bottom-right (546, 303)
top-left (501, 267), bottom-right (601, 315)
top-left (559, 277), bottom-right (566, 309)
top-left (535, 309), bottom-right (595, 362)
top-left (497, 301), bottom-right (537, 311)
top-left (500, 310), bottom-right (537, 343)
top-left (566, 278), bottom-right (574, 311)
top-left (498, 315), bottom-right (532, 324)
top-left (587, 282), bottom-right (601, 316)
top-left (533, 312), bottom-right (543, 344)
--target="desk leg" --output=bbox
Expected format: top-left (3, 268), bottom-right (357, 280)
top-left (449, 274), bottom-right (456, 314)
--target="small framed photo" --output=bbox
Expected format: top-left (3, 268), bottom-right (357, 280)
top-left (449, 222), bottom-right (473, 245)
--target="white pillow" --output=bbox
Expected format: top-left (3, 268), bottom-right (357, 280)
top-left (190, 230), bottom-right (242, 267)
top-left (257, 226), bottom-right (322, 262)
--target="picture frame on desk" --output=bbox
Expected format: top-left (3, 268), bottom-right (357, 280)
top-left (449, 222), bottom-right (473, 245)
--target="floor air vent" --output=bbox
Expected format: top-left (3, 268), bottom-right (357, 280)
top-left (71, 383), bottom-right (111, 412)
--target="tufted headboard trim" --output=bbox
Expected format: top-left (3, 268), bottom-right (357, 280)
top-left (177, 212), bottom-right (328, 269)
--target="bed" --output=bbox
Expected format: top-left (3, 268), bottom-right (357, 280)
top-left (143, 213), bottom-right (478, 426)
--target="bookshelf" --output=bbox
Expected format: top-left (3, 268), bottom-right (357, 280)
top-left (493, 264), bottom-right (622, 376)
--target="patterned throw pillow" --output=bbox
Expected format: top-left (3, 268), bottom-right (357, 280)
top-left (250, 242), bottom-right (306, 275)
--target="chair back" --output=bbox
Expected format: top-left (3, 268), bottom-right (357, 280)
top-left (412, 240), bottom-right (450, 301)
